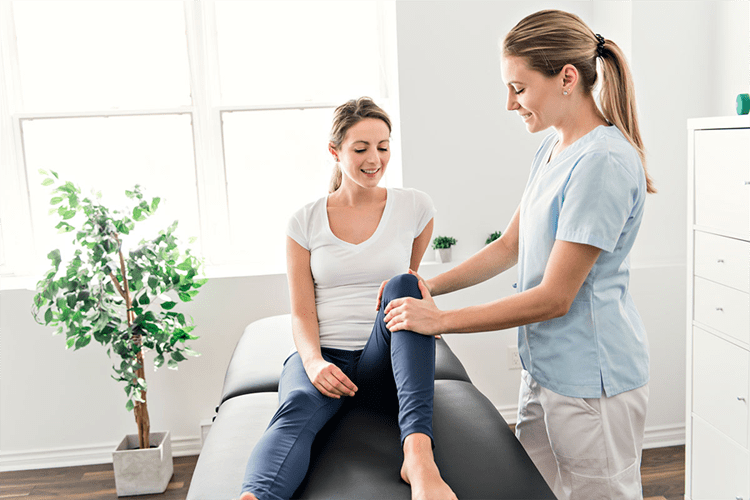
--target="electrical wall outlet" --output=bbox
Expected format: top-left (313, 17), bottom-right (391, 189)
top-left (507, 345), bottom-right (522, 370)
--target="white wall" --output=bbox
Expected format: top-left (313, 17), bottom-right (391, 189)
top-left (1, 0), bottom-right (748, 471)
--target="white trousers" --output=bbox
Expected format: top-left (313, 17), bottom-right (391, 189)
top-left (515, 370), bottom-right (649, 500)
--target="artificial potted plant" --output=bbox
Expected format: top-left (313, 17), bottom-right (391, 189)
top-left (485, 230), bottom-right (502, 245)
top-left (432, 235), bottom-right (457, 263)
top-left (31, 171), bottom-right (205, 496)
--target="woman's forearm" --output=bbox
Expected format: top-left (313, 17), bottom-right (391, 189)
top-left (439, 284), bottom-right (566, 334)
top-left (437, 240), bottom-right (602, 334)
top-left (291, 312), bottom-right (324, 366)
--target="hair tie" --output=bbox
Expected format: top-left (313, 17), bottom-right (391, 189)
top-left (595, 34), bottom-right (605, 57)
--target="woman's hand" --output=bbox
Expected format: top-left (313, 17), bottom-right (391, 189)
top-left (376, 269), bottom-right (431, 311)
top-left (304, 357), bottom-right (358, 399)
top-left (384, 279), bottom-right (444, 335)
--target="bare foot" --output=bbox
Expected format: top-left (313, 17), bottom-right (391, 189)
top-left (239, 493), bottom-right (259, 500)
top-left (400, 434), bottom-right (458, 500)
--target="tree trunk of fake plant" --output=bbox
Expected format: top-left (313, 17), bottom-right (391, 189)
top-left (117, 240), bottom-right (151, 450)
top-left (134, 349), bottom-right (150, 450)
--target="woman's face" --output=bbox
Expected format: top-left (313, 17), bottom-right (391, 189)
top-left (501, 55), bottom-right (564, 134)
top-left (332, 118), bottom-right (391, 190)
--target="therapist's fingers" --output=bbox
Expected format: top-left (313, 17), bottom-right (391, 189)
top-left (375, 279), bottom-right (388, 311)
top-left (384, 296), bottom-right (403, 316)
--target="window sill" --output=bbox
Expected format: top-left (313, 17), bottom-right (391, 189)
top-left (0, 257), bottom-right (469, 292)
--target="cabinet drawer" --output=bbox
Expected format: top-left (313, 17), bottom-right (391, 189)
top-left (692, 326), bottom-right (749, 447)
top-left (691, 416), bottom-right (749, 500)
top-left (694, 129), bottom-right (750, 235)
top-left (694, 231), bottom-right (750, 293)
top-left (694, 276), bottom-right (750, 344)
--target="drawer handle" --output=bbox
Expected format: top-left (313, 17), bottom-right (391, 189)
top-left (717, 259), bottom-right (725, 264)
top-left (739, 397), bottom-right (747, 402)
top-left (715, 307), bottom-right (724, 312)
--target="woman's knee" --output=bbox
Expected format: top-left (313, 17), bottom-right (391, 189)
top-left (383, 273), bottom-right (421, 301)
top-left (278, 388), bottom-right (325, 416)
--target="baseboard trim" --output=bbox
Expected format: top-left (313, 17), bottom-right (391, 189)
top-left (641, 423), bottom-right (686, 449)
top-left (0, 415), bottom-right (686, 472)
top-left (0, 435), bottom-right (202, 472)
top-left (497, 405), bottom-right (685, 450)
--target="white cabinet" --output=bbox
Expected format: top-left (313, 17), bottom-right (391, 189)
top-left (687, 116), bottom-right (750, 500)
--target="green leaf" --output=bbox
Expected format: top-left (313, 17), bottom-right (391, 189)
top-left (139, 294), bottom-right (150, 306)
top-left (176, 260), bottom-right (192, 271)
top-left (48, 249), bottom-right (62, 268)
top-left (125, 400), bottom-right (134, 412)
top-left (44, 308), bottom-right (53, 324)
top-left (133, 207), bottom-right (142, 221)
top-left (74, 334), bottom-right (91, 350)
top-left (160, 301), bottom-right (177, 310)
top-left (178, 292), bottom-right (191, 302)
top-left (171, 351), bottom-right (187, 362)
top-left (154, 354), bottom-right (165, 368)
top-left (167, 359), bottom-right (179, 370)
top-left (151, 198), bottom-right (161, 212)
top-left (42, 178), bottom-right (54, 186)
top-left (66, 337), bottom-right (76, 349)
top-left (62, 210), bottom-right (76, 220)
top-left (183, 347), bottom-right (201, 357)
top-left (50, 197), bottom-right (64, 205)
top-left (143, 322), bottom-right (160, 334)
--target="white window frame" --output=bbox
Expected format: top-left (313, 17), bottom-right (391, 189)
top-left (0, 0), bottom-right (401, 287)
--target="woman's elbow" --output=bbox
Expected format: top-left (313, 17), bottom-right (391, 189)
top-left (539, 294), bottom-right (572, 321)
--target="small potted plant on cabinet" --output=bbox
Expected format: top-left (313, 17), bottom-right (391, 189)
top-left (485, 230), bottom-right (502, 245)
top-left (432, 235), bottom-right (457, 263)
top-left (31, 170), bottom-right (206, 497)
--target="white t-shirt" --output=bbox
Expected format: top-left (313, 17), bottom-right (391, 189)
top-left (286, 187), bottom-right (436, 350)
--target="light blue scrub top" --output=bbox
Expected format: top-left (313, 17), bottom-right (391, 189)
top-left (517, 125), bottom-right (649, 399)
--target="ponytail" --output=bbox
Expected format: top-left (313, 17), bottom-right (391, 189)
top-left (329, 162), bottom-right (342, 194)
top-left (503, 9), bottom-right (656, 193)
top-left (597, 39), bottom-right (656, 193)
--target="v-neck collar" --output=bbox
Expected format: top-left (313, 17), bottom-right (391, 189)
top-left (324, 188), bottom-right (392, 248)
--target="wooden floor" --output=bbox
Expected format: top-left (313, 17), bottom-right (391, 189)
top-left (0, 446), bottom-right (685, 499)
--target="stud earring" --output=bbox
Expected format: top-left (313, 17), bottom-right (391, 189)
top-left (563, 90), bottom-right (569, 96)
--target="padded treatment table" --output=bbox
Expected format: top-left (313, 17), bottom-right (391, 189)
top-left (187, 314), bottom-right (555, 499)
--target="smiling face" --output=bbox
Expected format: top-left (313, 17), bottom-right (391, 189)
top-left (501, 55), bottom-right (564, 134)
top-left (331, 118), bottom-right (391, 191)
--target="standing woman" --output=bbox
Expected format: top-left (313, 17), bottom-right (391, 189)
top-left (382, 10), bottom-right (655, 500)
top-left (240, 97), bottom-right (456, 500)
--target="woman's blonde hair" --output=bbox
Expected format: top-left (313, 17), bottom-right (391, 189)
top-left (503, 9), bottom-right (655, 193)
top-left (328, 97), bottom-right (392, 193)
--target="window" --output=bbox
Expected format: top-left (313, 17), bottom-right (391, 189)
top-left (0, 0), bottom-right (401, 282)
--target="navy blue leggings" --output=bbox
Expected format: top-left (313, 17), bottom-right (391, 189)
top-left (240, 274), bottom-right (436, 500)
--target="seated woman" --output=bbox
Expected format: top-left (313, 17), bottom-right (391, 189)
top-left (239, 97), bottom-right (456, 500)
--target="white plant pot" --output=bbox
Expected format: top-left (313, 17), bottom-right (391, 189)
top-left (435, 248), bottom-right (452, 263)
top-left (113, 431), bottom-right (173, 497)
